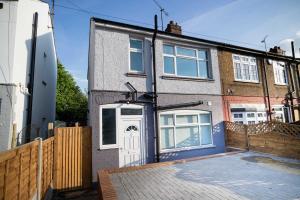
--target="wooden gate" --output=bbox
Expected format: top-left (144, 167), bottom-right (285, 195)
top-left (53, 127), bottom-right (92, 190)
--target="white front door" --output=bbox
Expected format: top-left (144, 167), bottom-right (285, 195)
top-left (119, 118), bottom-right (143, 167)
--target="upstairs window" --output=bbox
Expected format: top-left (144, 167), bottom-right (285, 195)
top-left (163, 44), bottom-right (211, 79)
top-left (273, 61), bottom-right (287, 85)
top-left (129, 38), bottom-right (144, 73)
top-left (232, 54), bottom-right (258, 82)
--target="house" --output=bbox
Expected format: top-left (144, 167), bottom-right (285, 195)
top-left (219, 46), bottom-right (300, 124)
top-left (88, 18), bottom-right (226, 180)
top-left (88, 17), bottom-right (299, 181)
top-left (0, 0), bottom-right (57, 150)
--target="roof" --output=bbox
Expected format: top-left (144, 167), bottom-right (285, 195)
top-left (91, 17), bottom-right (299, 64)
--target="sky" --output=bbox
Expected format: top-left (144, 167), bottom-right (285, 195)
top-left (48, 0), bottom-right (300, 91)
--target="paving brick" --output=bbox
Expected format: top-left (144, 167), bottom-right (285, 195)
top-left (108, 152), bottom-right (300, 200)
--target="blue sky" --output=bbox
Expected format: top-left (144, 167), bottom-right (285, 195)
top-left (48, 0), bottom-right (300, 91)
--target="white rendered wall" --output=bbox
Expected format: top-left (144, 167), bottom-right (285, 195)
top-left (0, 0), bottom-right (57, 149)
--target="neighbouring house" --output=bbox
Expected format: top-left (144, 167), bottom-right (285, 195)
top-left (88, 17), bottom-right (299, 181)
top-left (0, 0), bottom-right (57, 151)
top-left (219, 46), bottom-right (300, 124)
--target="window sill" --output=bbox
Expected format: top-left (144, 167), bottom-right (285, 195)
top-left (160, 144), bottom-right (216, 154)
top-left (126, 72), bottom-right (147, 78)
top-left (233, 80), bottom-right (260, 84)
top-left (274, 83), bottom-right (288, 87)
top-left (161, 75), bottom-right (214, 82)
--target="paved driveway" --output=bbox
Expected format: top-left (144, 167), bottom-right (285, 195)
top-left (109, 152), bottom-right (300, 200)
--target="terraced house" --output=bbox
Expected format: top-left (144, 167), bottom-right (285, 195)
top-left (88, 17), bottom-right (300, 180)
top-left (219, 46), bottom-right (300, 124)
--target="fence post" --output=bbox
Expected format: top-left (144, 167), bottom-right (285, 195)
top-left (36, 138), bottom-right (43, 200)
top-left (244, 125), bottom-right (249, 150)
top-left (48, 122), bottom-right (54, 137)
top-left (11, 123), bottom-right (17, 148)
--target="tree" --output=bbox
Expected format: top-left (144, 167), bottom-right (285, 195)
top-left (56, 62), bottom-right (87, 123)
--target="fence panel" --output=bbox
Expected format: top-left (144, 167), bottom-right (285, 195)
top-left (0, 140), bottom-right (39, 200)
top-left (41, 137), bottom-right (55, 199)
top-left (225, 121), bottom-right (300, 159)
top-left (53, 127), bottom-right (92, 190)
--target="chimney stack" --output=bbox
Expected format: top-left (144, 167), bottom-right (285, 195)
top-left (165, 21), bottom-right (182, 35)
top-left (269, 46), bottom-right (286, 55)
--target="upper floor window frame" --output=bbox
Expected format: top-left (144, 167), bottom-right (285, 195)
top-left (232, 54), bottom-right (259, 83)
top-left (273, 61), bottom-right (288, 85)
top-left (163, 44), bottom-right (212, 79)
top-left (129, 38), bottom-right (144, 73)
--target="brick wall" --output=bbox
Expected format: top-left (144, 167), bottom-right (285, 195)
top-left (218, 50), bottom-right (290, 98)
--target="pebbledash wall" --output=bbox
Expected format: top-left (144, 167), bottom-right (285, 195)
top-left (88, 18), bottom-right (225, 181)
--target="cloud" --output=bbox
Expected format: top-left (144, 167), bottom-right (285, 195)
top-left (279, 30), bottom-right (300, 58)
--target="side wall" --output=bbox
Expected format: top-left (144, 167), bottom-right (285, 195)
top-left (0, 0), bottom-right (57, 146)
top-left (0, 85), bottom-right (15, 150)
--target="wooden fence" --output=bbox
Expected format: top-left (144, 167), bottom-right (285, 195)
top-left (53, 127), bottom-right (92, 190)
top-left (225, 121), bottom-right (300, 159)
top-left (0, 126), bottom-right (92, 200)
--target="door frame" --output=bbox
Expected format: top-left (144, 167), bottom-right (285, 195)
top-left (119, 116), bottom-right (145, 167)
top-left (99, 104), bottom-right (146, 166)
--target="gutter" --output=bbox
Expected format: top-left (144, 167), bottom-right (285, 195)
top-left (152, 15), bottom-right (160, 163)
top-left (26, 12), bottom-right (38, 142)
top-left (92, 17), bottom-right (299, 64)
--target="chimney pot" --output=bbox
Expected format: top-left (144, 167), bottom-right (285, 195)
top-left (269, 46), bottom-right (285, 55)
top-left (165, 21), bottom-right (182, 35)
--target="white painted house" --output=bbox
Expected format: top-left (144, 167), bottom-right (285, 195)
top-left (0, 0), bottom-right (57, 150)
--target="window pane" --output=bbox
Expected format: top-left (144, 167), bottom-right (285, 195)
top-left (234, 63), bottom-right (242, 79)
top-left (164, 56), bottom-right (175, 74)
top-left (102, 109), bottom-right (116, 145)
top-left (176, 126), bottom-right (199, 148)
top-left (161, 128), bottom-right (175, 149)
top-left (163, 45), bottom-right (174, 55)
top-left (199, 60), bottom-right (208, 78)
top-left (201, 125), bottom-right (212, 145)
top-left (198, 50), bottom-right (207, 60)
top-left (176, 47), bottom-right (196, 57)
top-left (121, 108), bottom-right (142, 115)
top-left (200, 114), bottom-right (210, 123)
top-left (176, 115), bottom-right (198, 124)
top-left (130, 52), bottom-right (143, 72)
top-left (160, 115), bottom-right (174, 126)
top-left (130, 39), bottom-right (142, 49)
top-left (176, 58), bottom-right (198, 77)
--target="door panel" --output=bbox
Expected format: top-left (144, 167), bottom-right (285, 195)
top-left (119, 119), bottom-right (142, 167)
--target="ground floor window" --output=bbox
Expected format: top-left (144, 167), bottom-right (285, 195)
top-left (159, 110), bottom-right (213, 151)
top-left (100, 104), bottom-right (143, 149)
top-left (272, 105), bottom-right (290, 123)
top-left (231, 104), bottom-right (290, 124)
top-left (232, 111), bottom-right (267, 125)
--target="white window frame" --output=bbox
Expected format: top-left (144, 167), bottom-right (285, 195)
top-left (129, 38), bottom-right (144, 73)
top-left (99, 104), bottom-right (144, 150)
top-left (159, 110), bottom-right (214, 153)
top-left (272, 105), bottom-right (290, 123)
top-left (273, 61), bottom-right (288, 85)
top-left (231, 111), bottom-right (267, 125)
top-left (163, 44), bottom-right (211, 79)
top-left (232, 54), bottom-right (259, 83)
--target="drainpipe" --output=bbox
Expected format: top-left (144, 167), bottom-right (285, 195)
top-left (291, 42), bottom-right (300, 120)
top-left (262, 58), bottom-right (272, 121)
top-left (26, 12), bottom-right (38, 142)
top-left (152, 15), bottom-right (160, 162)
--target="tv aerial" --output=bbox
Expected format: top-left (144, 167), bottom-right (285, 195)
top-left (152, 0), bottom-right (169, 31)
